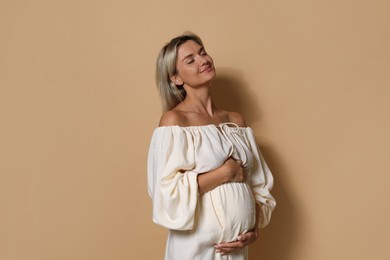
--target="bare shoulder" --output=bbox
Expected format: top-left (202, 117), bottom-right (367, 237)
top-left (158, 110), bottom-right (188, 127)
top-left (226, 111), bottom-right (247, 127)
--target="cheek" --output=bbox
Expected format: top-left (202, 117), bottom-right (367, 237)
top-left (176, 67), bottom-right (197, 83)
top-left (182, 66), bottom-right (198, 75)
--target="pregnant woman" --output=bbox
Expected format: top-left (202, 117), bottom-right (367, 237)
top-left (147, 32), bottom-right (276, 259)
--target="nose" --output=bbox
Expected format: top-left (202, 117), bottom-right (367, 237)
top-left (196, 54), bottom-right (208, 65)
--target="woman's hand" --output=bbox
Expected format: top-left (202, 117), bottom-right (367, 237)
top-left (197, 157), bottom-right (246, 195)
top-left (221, 157), bottom-right (246, 182)
top-left (214, 229), bottom-right (259, 255)
top-left (215, 203), bottom-right (261, 255)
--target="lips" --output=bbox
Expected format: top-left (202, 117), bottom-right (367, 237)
top-left (200, 65), bottom-right (213, 73)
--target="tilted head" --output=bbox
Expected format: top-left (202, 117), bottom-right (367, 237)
top-left (155, 32), bottom-right (205, 111)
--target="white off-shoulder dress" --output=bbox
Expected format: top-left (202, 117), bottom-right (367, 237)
top-left (147, 123), bottom-right (276, 260)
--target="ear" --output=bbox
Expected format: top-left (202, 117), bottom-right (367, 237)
top-left (169, 75), bottom-right (184, 86)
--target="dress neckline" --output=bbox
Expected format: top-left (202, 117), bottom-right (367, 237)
top-left (156, 122), bottom-right (249, 130)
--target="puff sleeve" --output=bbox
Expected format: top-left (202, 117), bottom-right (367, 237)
top-left (244, 128), bottom-right (276, 228)
top-left (147, 126), bottom-right (199, 230)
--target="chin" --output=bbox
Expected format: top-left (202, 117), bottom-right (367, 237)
top-left (208, 69), bottom-right (217, 80)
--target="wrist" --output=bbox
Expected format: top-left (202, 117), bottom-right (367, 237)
top-left (219, 165), bottom-right (231, 183)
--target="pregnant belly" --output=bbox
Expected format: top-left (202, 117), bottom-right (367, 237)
top-left (208, 182), bottom-right (256, 242)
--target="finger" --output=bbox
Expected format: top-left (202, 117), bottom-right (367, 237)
top-left (218, 248), bottom-right (239, 255)
top-left (216, 243), bottom-right (246, 255)
top-left (237, 233), bottom-right (250, 241)
top-left (216, 246), bottom-right (242, 254)
top-left (215, 241), bottom-right (245, 250)
top-left (215, 231), bottom-right (257, 251)
top-left (216, 232), bottom-right (254, 247)
top-left (238, 232), bottom-right (256, 243)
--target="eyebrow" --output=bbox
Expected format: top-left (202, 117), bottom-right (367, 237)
top-left (181, 46), bottom-right (205, 62)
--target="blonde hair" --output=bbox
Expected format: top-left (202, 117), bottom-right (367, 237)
top-left (155, 32), bottom-right (204, 111)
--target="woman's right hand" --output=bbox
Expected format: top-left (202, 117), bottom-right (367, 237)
top-left (221, 158), bottom-right (246, 182)
top-left (197, 157), bottom-right (246, 195)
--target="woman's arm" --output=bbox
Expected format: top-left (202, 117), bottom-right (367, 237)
top-left (159, 110), bottom-right (247, 196)
top-left (197, 157), bottom-right (246, 195)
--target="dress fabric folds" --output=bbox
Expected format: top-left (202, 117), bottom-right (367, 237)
top-left (147, 123), bottom-right (276, 260)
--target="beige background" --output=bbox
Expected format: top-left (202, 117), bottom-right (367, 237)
top-left (1, 0), bottom-right (389, 259)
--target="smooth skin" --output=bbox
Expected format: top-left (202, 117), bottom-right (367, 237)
top-left (159, 40), bottom-right (260, 255)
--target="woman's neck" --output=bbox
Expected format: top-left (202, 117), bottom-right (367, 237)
top-left (181, 86), bottom-right (216, 116)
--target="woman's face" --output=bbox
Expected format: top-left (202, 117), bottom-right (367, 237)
top-left (171, 40), bottom-right (216, 88)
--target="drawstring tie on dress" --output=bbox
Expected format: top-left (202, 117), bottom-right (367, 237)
top-left (218, 122), bottom-right (247, 166)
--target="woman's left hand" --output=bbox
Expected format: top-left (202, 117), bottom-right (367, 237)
top-left (214, 229), bottom-right (259, 255)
